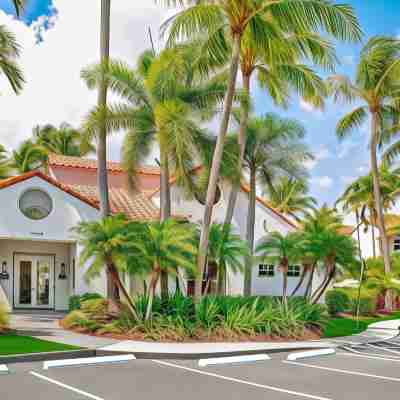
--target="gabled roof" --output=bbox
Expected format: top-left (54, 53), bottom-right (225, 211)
top-left (48, 154), bottom-right (161, 175)
top-left (0, 171), bottom-right (100, 210)
top-left (0, 171), bottom-right (160, 221)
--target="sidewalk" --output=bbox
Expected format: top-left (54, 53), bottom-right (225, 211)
top-left (10, 311), bottom-right (118, 349)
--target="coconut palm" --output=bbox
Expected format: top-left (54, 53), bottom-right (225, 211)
top-left (256, 231), bottom-right (304, 304)
top-left (0, 25), bottom-right (24, 94)
top-left (161, 0), bottom-right (362, 301)
top-left (336, 165), bottom-right (400, 258)
top-left (125, 219), bottom-right (198, 320)
top-left (238, 113), bottom-right (311, 295)
top-left (328, 37), bottom-right (400, 295)
top-left (10, 140), bottom-right (47, 174)
top-left (73, 214), bottom-right (141, 320)
top-left (34, 123), bottom-right (95, 157)
top-left (267, 177), bottom-right (317, 222)
top-left (366, 271), bottom-right (400, 310)
top-left (207, 223), bottom-right (249, 295)
top-left (0, 145), bottom-right (11, 179)
top-left (82, 46), bottom-right (224, 298)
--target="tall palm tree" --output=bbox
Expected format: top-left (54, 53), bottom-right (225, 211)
top-left (34, 123), bottom-right (95, 157)
top-left (10, 140), bottom-right (47, 174)
top-left (11, 0), bottom-right (26, 16)
top-left (0, 145), bottom-right (11, 179)
top-left (239, 113), bottom-right (311, 295)
top-left (256, 231), bottom-right (303, 305)
top-left (125, 219), bottom-right (197, 320)
top-left (267, 176), bottom-right (317, 222)
top-left (82, 46), bottom-right (224, 298)
top-left (207, 223), bottom-right (249, 295)
top-left (328, 37), bottom-right (400, 296)
top-left (0, 25), bottom-right (24, 94)
top-left (161, 0), bottom-right (362, 301)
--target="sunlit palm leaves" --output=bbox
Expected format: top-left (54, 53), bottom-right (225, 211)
top-left (10, 140), bottom-right (47, 174)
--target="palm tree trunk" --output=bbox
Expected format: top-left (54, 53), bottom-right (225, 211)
top-left (217, 263), bottom-right (226, 295)
top-left (370, 111), bottom-right (392, 310)
top-left (195, 33), bottom-right (242, 302)
top-left (145, 265), bottom-right (160, 321)
top-left (159, 147), bottom-right (171, 300)
top-left (98, 0), bottom-right (115, 301)
top-left (282, 268), bottom-right (288, 305)
top-left (244, 166), bottom-right (257, 295)
top-left (355, 209), bottom-right (363, 259)
top-left (305, 263), bottom-right (316, 299)
top-left (224, 73), bottom-right (251, 225)
top-left (312, 264), bottom-right (336, 305)
top-left (370, 208), bottom-right (376, 258)
top-left (291, 264), bottom-right (310, 297)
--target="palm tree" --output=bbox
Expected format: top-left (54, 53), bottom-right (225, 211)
top-left (328, 37), bottom-right (400, 295)
top-left (256, 231), bottom-right (303, 304)
top-left (308, 228), bottom-right (358, 304)
top-left (161, 0), bottom-right (362, 301)
top-left (10, 140), bottom-right (47, 174)
top-left (0, 25), bottom-right (24, 94)
top-left (239, 113), bottom-right (311, 295)
top-left (0, 145), bottom-right (11, 179)
top-left (207, 223), bottom-right (249, 295)
top-left (82, 46), bottom-right (224, 298)
top-left (267, 177), bottom-right (317, 222)
top-left (11, 0), bottom-right (26, 16)
top-left (125, 219), bottom-right (197, 320)
top-left (34, 123), bottom-right (94, 157)
top-left (336, 165), bottom-right (400, 258)
top-left (73, 214), bottom-right (141, 320)
top-left (366, 270), bottom-right (400, 310)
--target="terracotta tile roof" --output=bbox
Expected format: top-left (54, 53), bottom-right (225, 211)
top-left (70, 184), bottom-right (159, 220)
top-left (0, 171), bottom-right (100, 210)
top-left (48, 154), bottom-right (161, 175)
top-left (337, 225), bottom-right (355, 236)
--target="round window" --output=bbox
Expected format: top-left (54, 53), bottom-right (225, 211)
top-left (194, 185), bottom-right (222, 206)
top-left (19, 189), bottom-right (53, 220)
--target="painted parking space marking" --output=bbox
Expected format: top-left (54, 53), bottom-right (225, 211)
top-left (30, 371), bottom-right (105, 400)
top-left (153, 360), bottom-right (333, 400)
top-left (337, 352), bottom-right (400, 362)
top-left (366, 344), bottom-right (400, 356)
top-left (284, 360), bottom-right (400, 382)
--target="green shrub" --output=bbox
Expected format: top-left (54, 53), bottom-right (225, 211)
top-left (63, 310), bottom-right (90, 329)
top-left (0, 302), bottom-right (9, 329)
top-left (68, 292), bottom-right (103, 311)
top-left (326, 290), bottom-right (351, 316)
top-left (80, 299), bottom-right (108, 319)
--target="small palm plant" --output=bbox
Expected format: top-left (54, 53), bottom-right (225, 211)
top-left (73, 214), bottom-right (142, 320)
top-left (125, 219), bottom-right (198, 320)
top-left (256, 231), bottom-right (304, 305)
top-left (0, 145), bottom-right (11, 179)
top-left (11, 140), bottom-right (48, 174)
top-left (208, 223), bottom-right (249, 295)
top-left (366, 271), bottom-right (400, 311)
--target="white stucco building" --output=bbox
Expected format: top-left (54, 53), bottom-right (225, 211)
top-left (0, 154), bottom-right (320, 311)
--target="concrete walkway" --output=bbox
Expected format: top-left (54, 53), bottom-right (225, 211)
top-left (9, 311), bottom-right (118, 349)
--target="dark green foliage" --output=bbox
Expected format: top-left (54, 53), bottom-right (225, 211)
top-left (68, 292), bottom-right (103, 311)
top-left (325, 290), bottom-right (351, 316)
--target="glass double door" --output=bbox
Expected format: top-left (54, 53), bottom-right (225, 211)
top-left (14, 254), bottom-right (54, 309)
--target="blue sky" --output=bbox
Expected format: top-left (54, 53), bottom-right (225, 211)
top-left (1, 0), bottom-right (399, 206)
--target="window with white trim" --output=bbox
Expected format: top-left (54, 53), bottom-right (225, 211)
top-left (258, 264), bottom-right (274, 277)
top-left (287, 265), bottom-right (301, 278)
top-left (394, 237), bottom-right (400, 252)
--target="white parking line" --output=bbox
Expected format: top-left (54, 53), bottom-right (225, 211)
top-left (366, 344), bottom-right (400, 356)
top-left (153, 360), bottom-right (333, 400)
top-left (30, 372), bottom-right (105, 400)
top-left (284, 361), bottom-right (400, 382)
top-left (337, 352), bottom-right (400, 362)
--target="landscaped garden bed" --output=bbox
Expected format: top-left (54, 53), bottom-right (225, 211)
top-left (61, 294), bottom-right (327, 342)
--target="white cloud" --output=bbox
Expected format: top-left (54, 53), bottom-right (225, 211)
top-left (0, 1), bottom-right (168, 160)
top-left (311, 176), bottom-right (333, 189)
top-left (304, 145), bottom-right (331, 170)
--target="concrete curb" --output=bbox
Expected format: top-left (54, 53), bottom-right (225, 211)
top-left (0, 349), bottom-right (96, 364)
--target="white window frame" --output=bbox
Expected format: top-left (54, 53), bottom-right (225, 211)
top-left (258, 264), bottom-right (274, 277)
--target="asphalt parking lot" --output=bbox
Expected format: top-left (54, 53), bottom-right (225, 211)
top-left (2, 343), bottom-right (400, 400)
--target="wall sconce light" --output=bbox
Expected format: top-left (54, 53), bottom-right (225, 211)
top-left (58, 262), bottom-right (67, 280)
top-left (0, 261), bottom-right (9, 280)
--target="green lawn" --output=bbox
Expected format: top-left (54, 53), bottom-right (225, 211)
top-left (0, 334), bottom-right (80, 356)
top-left (323, 311), bottom-right (400, 338)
